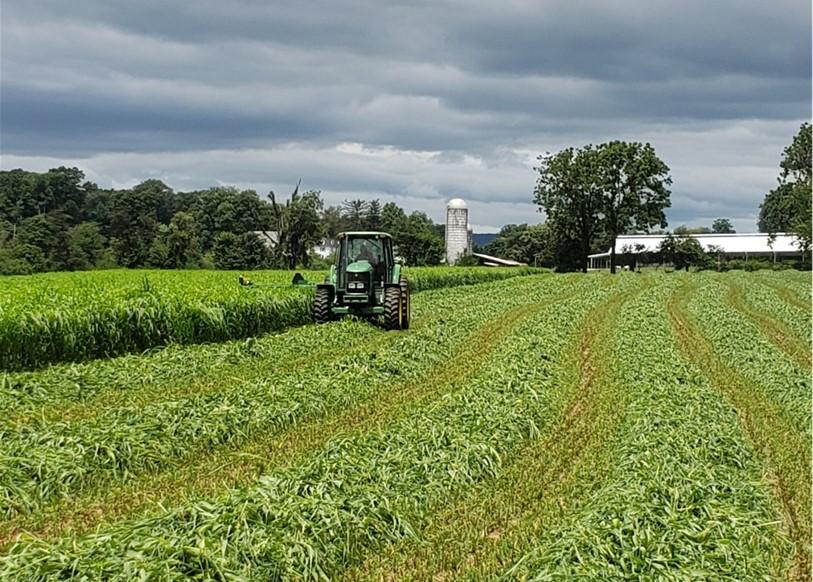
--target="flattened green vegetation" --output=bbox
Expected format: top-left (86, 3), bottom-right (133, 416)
top-left (675, 278), bottom-right (811, 578)
top-left (344, 276), bottom-right (641, 581)
top-left (722, 274), bottom-right (810, 368)
top-left (0, 271), bottom-right (808, 580)
top-left (0, 267), bottom-right (542, 371)
top-left (0, 276), bottom-right (574, 548)
top-left (753, 271), bottom-right (812, 313)
top-left (500, 279), bottom-right (793, 580)
top-left (0, 276), bottom-right (562, 522)
top-left (0, 276), bottom-right (614, 579)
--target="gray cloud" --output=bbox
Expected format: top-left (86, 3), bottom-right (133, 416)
top-left (1, 0), bottom-right (810, 231)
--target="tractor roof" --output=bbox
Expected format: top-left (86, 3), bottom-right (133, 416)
top-left (338, 231), bottom-right (393, 238)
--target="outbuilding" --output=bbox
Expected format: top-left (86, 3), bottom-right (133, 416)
top-left (588, 233), bottom-right (803, 269)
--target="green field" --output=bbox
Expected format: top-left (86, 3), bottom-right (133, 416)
top-left (0, 267), bottom-right (540, 371)
top-left (0, 270), bottom-right (809, 580)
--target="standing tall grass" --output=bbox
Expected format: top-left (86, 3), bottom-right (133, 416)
top-left (0, 267), bottom-right (542, 371)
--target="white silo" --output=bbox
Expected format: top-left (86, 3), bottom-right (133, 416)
top-left (445, 198), bottom-right (469, 265)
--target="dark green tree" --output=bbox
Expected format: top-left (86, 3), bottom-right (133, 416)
top-left (67, 222), bottom-right (107, 270)
top-left (483, 223), bottom-right (552, 265)
top-left (759, 123), bottom-right (812, 257)
top-left (148, 212), bottom-right (201, 268)
top-left (321, 205), bottom-right (348, 238)
top-left (108, 180), bottom-right (171, 267)
top-left (341, 199), bottom-right (369, 230)
top-left (534, 146), bottom-right (603, 272)
top-left (711, 218), bottom-right (735, 233)
top-left (595, 141), bottom-right (671, 273)
top-left (16, 212), bottom-right (71, 270)
top-left (365, 199), bottom-right (382, 230)
top-left (268, 184), bottom-right (325, 269)
top-left (674, 225), bottom-right (712, 234)
top-left (380, 202), bottom-right (408, 235)
top-left (213, 232), bottom-right (271, 270)
top-left (286, 190), bottom-right (325, 269)
top-left (0, 242), bottom-right (46, 275)
top-left (658, 234), bottom-right (709, 271)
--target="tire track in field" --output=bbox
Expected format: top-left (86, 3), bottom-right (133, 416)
top-left (0, 286), bottom-right (569, 549)
top-left (759, 278), bottom-right (812, 314)
top-left (343, 277), bottom-right (643, 581)
top-left (668, 285), bottom-right (812, 582)
top-left (723, 280), bottom-right (811, 369)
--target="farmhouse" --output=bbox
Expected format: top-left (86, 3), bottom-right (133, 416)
top-left (588, 233), bottom-right (803, 269)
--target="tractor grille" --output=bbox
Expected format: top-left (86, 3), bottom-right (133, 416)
top-left (347, 271), bottom-right (369, 291)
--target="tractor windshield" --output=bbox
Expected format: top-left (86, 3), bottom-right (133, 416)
top-left (337, 235), bottom-right (390, 289)
top-left (348, 238), bottom-right (383, 266)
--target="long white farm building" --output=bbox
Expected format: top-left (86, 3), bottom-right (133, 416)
top-left (588, 233), bottom-right (803, 269)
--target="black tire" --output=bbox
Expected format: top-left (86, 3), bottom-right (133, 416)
top-left (399, 276), bottom-right (410, 330)
top-left (313, 287), bottom-right (332, 324)
top-left (383, 286), bottom-right (402, 330)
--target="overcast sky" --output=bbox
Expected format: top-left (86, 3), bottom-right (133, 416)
top-left (1, 0), bottom-right (810, 232)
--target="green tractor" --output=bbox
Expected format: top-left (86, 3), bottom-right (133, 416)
top-left (314, 231), bottom-right (410, 330)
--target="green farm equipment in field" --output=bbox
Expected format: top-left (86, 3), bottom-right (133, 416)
top-left (238, 231), bottom-right (410, 330)
top-left (315, 231), bottom-right (409, 330)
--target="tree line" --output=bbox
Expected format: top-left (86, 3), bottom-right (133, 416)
top-left (1, 123), bottom-right (808, 275)
top-left (0, 173), bottom-right (445, 275)
top-left (483, 123), bottom-right (810, 272)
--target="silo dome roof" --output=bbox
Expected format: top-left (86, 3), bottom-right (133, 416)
top-left (447, 198), bottom-right (467, 209)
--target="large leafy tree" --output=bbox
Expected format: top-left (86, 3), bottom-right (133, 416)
top-left (759, 123), bottom-right (812, 257)
top-left (268, 184), bottom-right (325, 269)
top-left (596, 141), bottom-right (671, 273)
top-left (108, 180), bottom-right (170, 267)
top-left (534, 146), bottom-right (603, 272)
top-left (535, 142), bottom-right (671, 272)
top-left (321, 206), bottom-right (347, 238)
top-left (148, 212), bottom-right (201, 269)
top-left (380, 202), bottom-right (408, 235)
top-left (658, 234), bottom-right (709, 271)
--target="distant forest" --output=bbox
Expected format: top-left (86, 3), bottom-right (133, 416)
top-left (0, 169), bottom-right (449, 275)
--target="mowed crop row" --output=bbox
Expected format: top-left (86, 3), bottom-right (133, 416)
top-left (0, 276), bottom-right (564, 522)
top-left (0, 266), bottom-right (541, 371)
top-left (0, 271), bottom-right (809, 580)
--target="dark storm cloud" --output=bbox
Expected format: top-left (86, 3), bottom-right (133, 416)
top-left (1, 0), bottom-right (810, 229)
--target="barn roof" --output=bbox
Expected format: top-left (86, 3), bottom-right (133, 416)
top-left (589, 233), bottom-right (802, 258)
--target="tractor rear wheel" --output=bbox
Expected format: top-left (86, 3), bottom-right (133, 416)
top-left (313, 287), bottom-right (332, 324)
top-left (383, 286), bottom-right (402, 330)
top-left (399, 276), bottom-right (410, 330)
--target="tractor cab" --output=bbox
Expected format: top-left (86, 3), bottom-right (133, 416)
top-left (313, 231), bottom-right (410, 329)
top-left (338, 233), bottom-right (393, 302)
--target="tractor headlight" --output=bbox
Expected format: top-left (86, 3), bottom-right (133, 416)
top-left (349, 281), bottom-right (365, 290)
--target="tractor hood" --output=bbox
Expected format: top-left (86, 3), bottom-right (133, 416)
top-left (346, 261), bottom-right (374, 273)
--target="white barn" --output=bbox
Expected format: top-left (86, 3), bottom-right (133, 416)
top-left (588, 233), bottom-right (803, 269)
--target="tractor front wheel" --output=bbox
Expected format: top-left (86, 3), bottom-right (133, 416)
top-left (383, 286), bottom-right (402, 330)
top-left (313, 287), bottom-right (332, 324)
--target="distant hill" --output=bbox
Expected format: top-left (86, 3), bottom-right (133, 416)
top-left (472, 233), bottom-right (497, 247)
